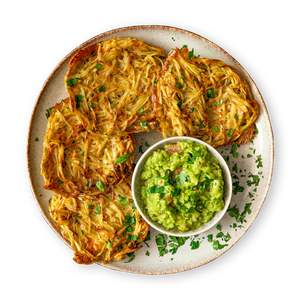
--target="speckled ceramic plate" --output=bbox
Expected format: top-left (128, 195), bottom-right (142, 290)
top-left (27, 25), bottom-right (274, 275)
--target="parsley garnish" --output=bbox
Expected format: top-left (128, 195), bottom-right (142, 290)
top-left (96, 180), bottom-right (105, 192)
top-left (67, 78), bottom-right (79, 87)
top-left (140, 120), bottom-right (148, 128)
top-left (256, 155), bottom-right (263, 168)
top-left (206, 88), bottom-right (216, 98)
top-left (188, 48), bottom-right (194, 59)
top-left (45, 108), bottom-right (52, 118)
top-left (190, 240), bottom-right (200, 250)
top-left (115, 153), bottom-right (131, 164)
top-left (124, 253), bottom-right (135, 263)
top-left (176, 82), bottom-right (184, 89)
top-left (75, 95), bottom-right (83, 108)
top-left (155, 234), bottom-right (168, 256)
top-left (95, 63), bottom-right (103, 70)
top-left (212, 240), bottom-right (228, 250)
top-left (95, 204), bottom-right (101, 214)
top-left (230, 142), bottom-right (239, 158)
top-left (118, 195), bottom-right (128, 206)
top-left (226, 128), bottom-right (234, 138)
top-left (98, 85), bottom-right (106, 92)
top-left (247, 174), bottom-right (260, 187)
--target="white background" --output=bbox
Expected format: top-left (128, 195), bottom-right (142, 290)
top-left (0, 0), bottom-right (299, 299)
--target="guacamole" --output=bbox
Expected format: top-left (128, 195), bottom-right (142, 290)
top-left (141, 141), bottom-right (224, 232)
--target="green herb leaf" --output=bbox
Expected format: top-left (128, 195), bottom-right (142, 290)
top-left (256, 155), bottom-right (263, 168)
top-left (226, 128), bottom-right (234, 138)
top-left (145, 250), bottom-right (150, 256)
top-left (45, 108), bottom-right (52, 118)
top-left (188, 48), bottom-right (194, 59)
top-left (96, 180), bottom-right (105, 192)
top-left (168, 236), bottom-right (187, 254)
top-left (190, 240), bottom-right (200, 250)
top-left (230, 142), bottom-right (239, 158)
top-left (98, 85), bottom-right (106, 92)
top-left (176, 82), bottom-right (184, 89)
top-left (212, 126), bottom-right (220, 133)
top-left (75, 95), bottom-right (83, 108)
top-left (212, 240), bottom-right (228, 250)
top-left (129, 234), bottom-right (138, 241)
top-left (67, 78), bottom-right (79, 87)
top-left (95, 63), bottom-right (103, 70)
top-left (207, 234), bottom-right (213, 242)
top-left (247, 174), bottom-right (260, 187)
top-left (155, 234), bottom-right (168, 256)
top-left (140, 120), bottom-right (148, 128)
top-left (106, 241), bottom-right (112, 249)
top-left (118, 195), bottom-right (128, 206)
top-left (95, 204), bottom-right (101, 215)
top-left (206, 88), bottom-right (216, 98)
top-left (115, 153), bottom-right (131, 164)
top-left (124, 252), bottom-right (135, 263)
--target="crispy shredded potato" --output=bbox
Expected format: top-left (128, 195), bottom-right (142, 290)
top-left (41, 99), bottom-right (134, 197)
top-left (49, 180), bottom-right (149, 264)
top-left (155, 48), bottom-right (259, 147)
top-left (65, 38), bottom-right (165, 134)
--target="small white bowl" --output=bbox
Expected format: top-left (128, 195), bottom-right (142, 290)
top-left (131, 136), bottom-right (232, 237)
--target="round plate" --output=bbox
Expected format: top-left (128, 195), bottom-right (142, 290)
top-left (27, 25), bottom-right (274, 275)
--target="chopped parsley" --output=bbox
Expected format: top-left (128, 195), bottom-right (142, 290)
top-left (145, 250), bottom-right (150, 256)
top-left (232, 180), bottom-right (245, 194)
top-left (124, 252), bottom-right (135, 263)
top-left (123, 214), bottom-right (136, 233)
top-left (212, 240), bottom-right (228, 250)
top-left (98, 85), bottom-right (106, 92)
top-left (115, 153), bottom-right (131, 164)
top-left (155, 234), bottom-right (168, 256)
top-left (118, 195), bottom-right (128, 206)
top-left (176, 81), bottom-right (184, 89)
top-left (106, 241), bottom-right (112, 249)
top-left (140, 120), bottom-right (148, 128)
top-left (67, 78), bottom-right (79, 87)
top-left (256, 155), bottom-right (263, 168)
top-left (227, 202), bottom-right (252, 224)
top-left (75, 95), bottom-right (83, 108)
top-left (212, 126), bottom-right (220, 133)
top-left (190, 240), bottom-right (200, 250)
top-left (247, 174), bottom-right (260, 187)
top-left (96, 180), bottom-right (105, 192)
top-left (188, 48), bottom-right (194, 59)
top-left (206, 88), bottom-right (216, 98)
top-left (226, 128), bottom-right (234, 138)
top-left (95, 63), bottom-right (103, 70)
top-left (95, 204), bottom-right (101, 215)
top-left (45, 108), bottom-right (52, 118)
top-left (230, 142), bottom-right (239, 158)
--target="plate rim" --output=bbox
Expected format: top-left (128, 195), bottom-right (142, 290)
top-left (26, 24), bottom-right (274, 275)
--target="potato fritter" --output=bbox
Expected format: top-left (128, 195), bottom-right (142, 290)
top-left (49, 180), bottom-right (149, 264)
top-left (41, 99), bottom-right (134, 197)
top-left (65, 38), bottom-right (165, 134)
top-left (155, 47), bottom-right (259, 147)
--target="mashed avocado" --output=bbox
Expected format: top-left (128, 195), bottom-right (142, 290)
top-left (141, 141), bottom-right (224, 232)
